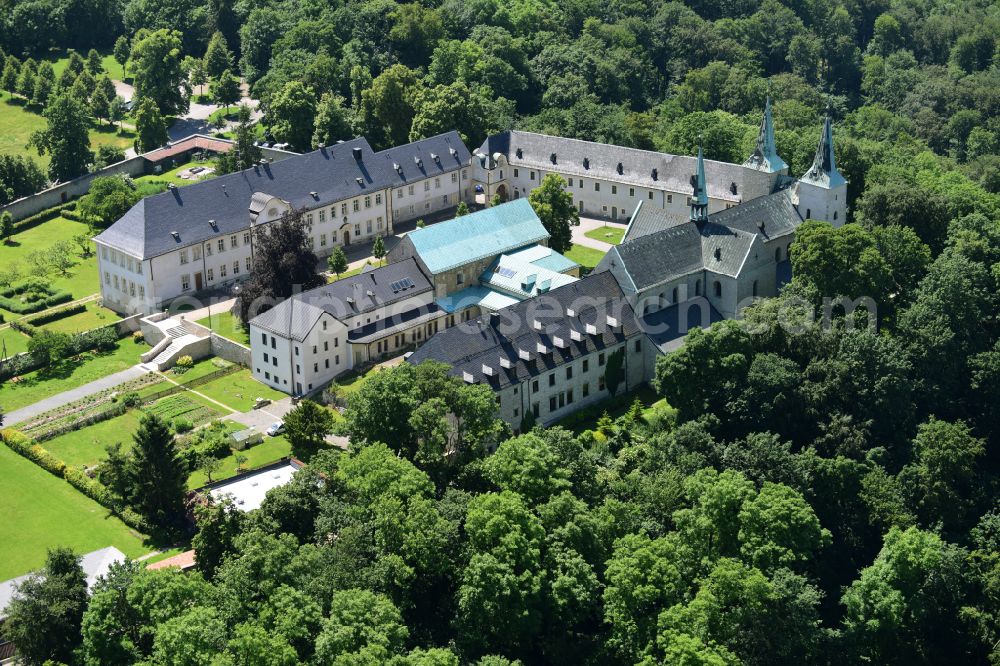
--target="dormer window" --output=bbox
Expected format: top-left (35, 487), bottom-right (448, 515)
top-left (714, 247), bottom-right (722, 260)
top-left (651, 168), bottom-right (658, 180)
top-left (550, 153), bottom-right (557, 164)
top-left (583, 157), bottom-right (590, 169)
top-left (617, 162), bottom-right (623, 175)
top-left (516, 148), bottom-right (523, 159)
top-left (730, 182), bottom-right (738, 195)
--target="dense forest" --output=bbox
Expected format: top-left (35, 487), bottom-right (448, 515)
top-left (2, 0), bottom-right (1000, 664)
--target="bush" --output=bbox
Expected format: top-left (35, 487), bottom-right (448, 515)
top-left (10, 319), bottom-right (38, 336)
top-left (25, 302), bottom-right (87, 327)
top-left (132, 330), bottom-right (145, 343)
top-left (122, 392), bottom-right (141, 408)
top-left (1, 429), bottom-right (66, 476)
top-left (176, 355), bottom-right (194, 368)
top-left (10, 201), bottom-right (77, 234)
top-left (0, 282), bottom-right (73, 314)
top-left (172, 418), bottom-right (193, 434)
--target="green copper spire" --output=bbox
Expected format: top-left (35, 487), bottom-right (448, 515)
top-left (690, 143), bottom-right (709, 224)
top-left (801, 108), bottom-right (846, 188)
top-left (744, 96), bottom-right (787, 174)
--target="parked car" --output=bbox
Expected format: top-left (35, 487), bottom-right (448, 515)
top-left (266, 421), bottom-right (284, 436)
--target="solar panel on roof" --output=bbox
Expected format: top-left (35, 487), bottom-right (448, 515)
top-left (496, 267), bottom-right (517, 278)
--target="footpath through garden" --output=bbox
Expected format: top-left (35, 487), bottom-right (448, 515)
top-left (3, 364), bottom-right (147, 426)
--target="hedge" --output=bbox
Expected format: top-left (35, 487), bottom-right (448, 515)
top-left (1, 428), bottom-right (148, 533)
top-left (0, 287), bottom-right (73, 314)
top-left (10, 319), bottom-right (38, 336)
top-left (11, 201), bottom-right (77, 233)
top-left (25, 302), bottom-right (87, 327)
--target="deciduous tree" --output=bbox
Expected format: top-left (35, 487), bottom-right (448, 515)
top-left (527, 173), bottom-right (577, 253)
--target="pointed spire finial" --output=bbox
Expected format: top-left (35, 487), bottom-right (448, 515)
top-left (743, 93), bottom-right (787, 174)
top-left (801, 107), bottom-right (846, 188)
top-left (690, 141), bottom-right (709, 224)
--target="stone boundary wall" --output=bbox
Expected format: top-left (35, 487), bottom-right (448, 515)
top-left (1, 155), bottom-right (148, 221)
top-left (0, 135), bottom-right (298, 222)
top-left (210, 333), bottom-right (251, 367)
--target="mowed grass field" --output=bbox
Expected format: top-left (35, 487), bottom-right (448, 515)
top-left (0, 215), bottom-right (102, 321)
top-left (584, 224), bottom-right (626, 245)
top-left (565, 243), bottom-right (607, 270)
top-left (0, 94), bottom-right (134, 172)
top-left (197, 368), bottom-right (286, 412)
top-left (194, 309), bottom-right (250, 346)
top-left (0, 444), bottom-right (149, 581)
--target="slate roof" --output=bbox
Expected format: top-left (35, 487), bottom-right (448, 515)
top-left (600, 203), bottom-right (768, 292)
top-left (409, 272), bottom-right (641, 390)
top-left (249, 258), bottom-right (432, 341)
top-left (641, 299), bottom-right (725, 353)
top-left (374, 132), bottom-right (471, 187)
top-left (96, 132), bottom-right (471, 260)
top-left (623, 189), bottom-right (802, 244)
top-left (476, 130), bottom-right (777, 203)
top-left (402, 199), bottom-right (550, 274)
top-left (801, 115), bottom-right (846, 189)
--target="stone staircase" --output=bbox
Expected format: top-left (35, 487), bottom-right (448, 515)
top-left (139, 317), bottom-right (212, 372)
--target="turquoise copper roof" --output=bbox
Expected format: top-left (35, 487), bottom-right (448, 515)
top-left (406, 199), bottom-right (550, 274)
top-left (504, 244), bottom-right (580, 274)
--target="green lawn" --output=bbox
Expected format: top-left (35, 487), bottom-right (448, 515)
top-left (37, 302), bottom-right (120, 335)
top-left (193, 310), bottom-right (249, 346)
top-left (187, 430), bottom-right (293, 489)
top-left (171, 357), bottom-right (236, 384)
top-left (0, 94), bottom-right (134, 172)
top-left (0, 339), bottom-right (144, 412)
top-left (565, 243), bottom-right (607, 270)
top-left (0, 327), bottom-right (31, 356)
top-left (327, 262), bottom-right (370, 283)
top-left (47, 49), bottom-right (125, 81)
top-left (135, 160), bottom-right (218, 189)
top-left (0, 215), bottom-right (101, 321)
top-left (584, 225), bottom-right (626, 245)
top-left (44, 410), bottom-right (142, 468)
top-left (195, 369), bottom-right (286, 412)
top-left (0, 444), bottom-right (149, 581)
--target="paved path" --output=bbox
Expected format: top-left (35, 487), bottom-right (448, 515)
top-left (227, 396), bottom-right (296, 430)
top-left (3, 364), bottom-right (148, 426)
top-left (572, 216), bottom-right (625, 252)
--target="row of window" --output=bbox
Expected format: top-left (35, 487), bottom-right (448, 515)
top-left (105, 272), bottom-right (145, 300)
top-left (101, 246), bottom-right (143, 275)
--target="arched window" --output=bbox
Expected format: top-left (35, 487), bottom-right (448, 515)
top-left (806, 208), bottom-right (811, 219)
top-left (695, 280), bottom-right (701, 296)
top-left (833, 211), bottom-right (838, 220)
top-left (775, 246), bottom-right (782, 262)
top-left (672, 287), bottom-right (678, 303)
top-left (713, 281), bottom-right (722, 298)
top-left (752, 280), bottom-right (758, 297)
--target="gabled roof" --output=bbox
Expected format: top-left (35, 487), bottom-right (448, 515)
top-left (95, 132), bottom-right (473, 260)
top-left (95, 137), bottom-right (385, 259)
top-left (477, 130), bottom-right (777, 203)
top-left (623, 189), bottom-right (801, 244)
top-left (403, 199), bottom-right (550, 274)
top-left (600, 193), bottom-right (794, 291)
top-left (374, 131), bottom-right (471, 186)
top-left (409, 272), bottom-right (641, 390)
top-left (249, 258), bottom-right (432, 340)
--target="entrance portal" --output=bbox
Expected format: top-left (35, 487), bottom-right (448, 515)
top-left (494, 184), bottom-right (509, 203)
